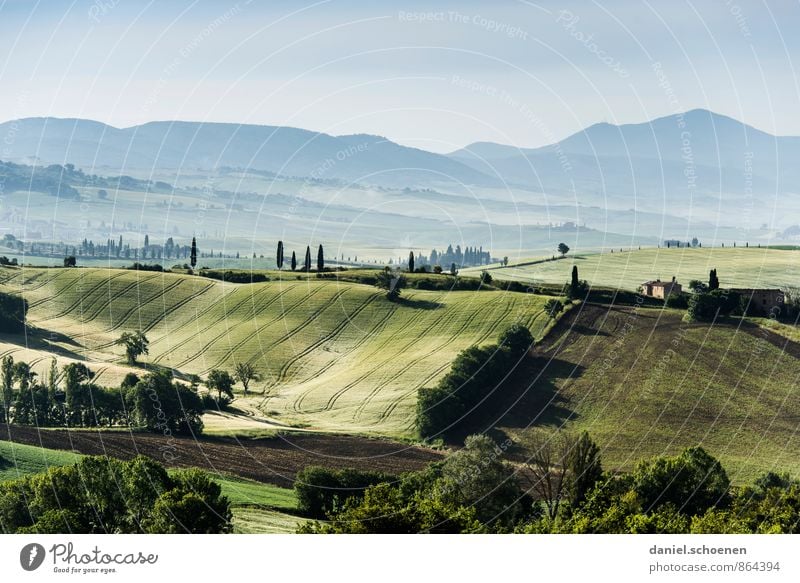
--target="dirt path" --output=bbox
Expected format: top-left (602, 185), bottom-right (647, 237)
top-left (0, 424), bottom-right (443, 488)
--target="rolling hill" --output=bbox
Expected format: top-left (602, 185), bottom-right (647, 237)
top-left (466, 247), bottom-right (800, 292)
top-left (494, 303), bottom-right (800, 483)
top-left (0, 266), bottom-right (551, 437)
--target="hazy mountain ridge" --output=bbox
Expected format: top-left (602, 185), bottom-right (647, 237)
top-left (0, 117), bottom-right (497, 188)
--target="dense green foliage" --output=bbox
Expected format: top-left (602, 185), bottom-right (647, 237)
top-left (1, 358), bottom-right (203, 434)
top-left (0, 455), bottom-right (230, 533)
top-left (117, 330), bottom-right (149, 364)
top-left (200, 269), bottom-right (269, 283)
top-left (416, 324), bottom-right (533, 440)
top-left (687, 289), bottom-right (741, 321)
top-left (294, 466), bottom-right (394, 519)
top-left (300, 435), bottom-right (519, 533)
top-left (301, 435), bottom-right (800, 534)
top-left (0, 291), bottom-right (27, 333)
top-left (374, 269), bottom-right (407, 300)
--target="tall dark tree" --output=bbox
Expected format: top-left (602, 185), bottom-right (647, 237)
top-left (408, 251), bottom-right (415, 273)
top-left (317, 244), bottom-right (324, 271)
top-left (304, 246), bottom-right (312, 271)
top-left (571, 265), bottom-right (579, 289)
top-left (709, 268), bottom-right (720, 290)
top-left (291, 251), bottom-right (297, 271)
top-left (276, 240), bottom-right (284, 270)
top-left (190, 237), bottom-right (197, 270)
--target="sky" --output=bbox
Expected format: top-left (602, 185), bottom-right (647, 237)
top-left (0, 0), bottom-right (798, 153)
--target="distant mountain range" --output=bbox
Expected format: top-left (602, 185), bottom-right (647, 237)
top-left (1, 110), bottom-right (799, 202)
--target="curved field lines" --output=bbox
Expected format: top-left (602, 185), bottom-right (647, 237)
top-left (0, 266), bottom-right (553, 438)
top-left (200, 285), bottom-right (349, 375)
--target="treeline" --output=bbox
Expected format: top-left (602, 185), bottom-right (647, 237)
top-left (428, 244), bottom-right (491, 267)
top-left (298, 433), bottom-right (800, 534)
top-left (0, 291), bottom-right (27, 334)
top-left (416, 324), bottom-right (533, 440)
top-left (0, 455), bottom-right (230, 533)
top-left (1, 358), bottom-right (203, 435)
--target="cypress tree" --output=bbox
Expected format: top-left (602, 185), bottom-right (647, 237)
top-left (190, 237), bottom-right (197, 269)
top-left (291, 251), bottom-right (297, 271)
top-left (304, 246), bottom-right (312, 271)
top-left (408, 251), bottom-right (415, 273)
top-left (317, 244), bottom-right (324, 271)
top-left (277, 240), bottom-right (284, 269)
top-left (708, 268), bottom-right (720, 290)
top-left (571, 265), bottom-right (579, 289)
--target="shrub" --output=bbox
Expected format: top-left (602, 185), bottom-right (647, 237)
top-left (295, 466), bottom-right (394, 519)
top-left (665, 292), bottom-right (688, 309)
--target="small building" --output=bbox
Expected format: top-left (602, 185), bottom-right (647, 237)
top-left (642, 278), bottom-right (682, 299)
top-left (729, 288), bottom-right (786, 316)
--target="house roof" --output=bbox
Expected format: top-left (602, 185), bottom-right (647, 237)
top-left (642, 280), bottom-right (680, 286)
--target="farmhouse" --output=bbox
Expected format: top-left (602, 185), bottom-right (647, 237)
top-left (729, 288), bottom-right (786, 316)
top-left (642, 278), bottom-right (682, 299)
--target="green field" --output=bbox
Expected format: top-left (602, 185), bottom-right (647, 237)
top-left (499, 304), bottom-right (800, 483)
top-left (0, 266), bottom-right (550, 438)
top-left (470, 247), bottom-right (800, 292)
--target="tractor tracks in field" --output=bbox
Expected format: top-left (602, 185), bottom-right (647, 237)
top-left (372, 293), bottom-right (521, 425)
top-left (203, 286), bottom-right (349, 375)
top-left (265, 291), bottom-right (383, 389)
top-left (288, 291), bottom-right (449, 415)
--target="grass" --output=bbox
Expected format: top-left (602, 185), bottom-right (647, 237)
top-left (231, 507), bottom-right (302, 534)
top-left (497, 304), bottom-right (800, 484)
top-left (214, 475), bottom-right (298, 511)
top-left (471, 247), bottom-right (800, 292)
top-left (0, 440), bottom-right (82, 481)
top-left (0, 266), bottom-right (551, 438)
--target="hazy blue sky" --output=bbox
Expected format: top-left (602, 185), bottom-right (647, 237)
top-left (0, 0), bottom-right (797, 152)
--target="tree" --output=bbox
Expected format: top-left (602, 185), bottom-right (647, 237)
top-left (117, 331), bottom-right (149, 365)
top-left (97, 189), bottom-right (108, 200)
top-left (524, 431), bottom-right (572, 520)
top-left (558, 243), bottom-right (570, 256)
top-left (375, 269), bottom-right (406, 301)
top-left (450, 262), bottom-right (458, 276)
top-left (708, 268), bottom-right (719, 290)
top-left (439, 434), bottom-right (524, 527)
top-left (304, 246), bottom-right (312, 271)
top-left (206, 369), bottom-right (235, 404)
top-left (126, 371), bottom-right (203, 435)
top-left (567, 431), bottom-right (603, 506)
top-left (317, 244), bottom-right (324, 271)
top-left (544, 298), bottom-right (563, 318)
top-left (190, 237), bottom-right (197, 270)
top-left (408, 251), bottom-right (415, 273)
top-left (291, 251), bottom-right (297, 271)
top-left (632, 447), bottom-right (730, 516)
top-left (234, 362), bottom-right (261, 395)
top-left (0, 291), bottom-right (28, 333)
top-left (63, 255), bottom-right (76, 267)
top-left (567, 265), bottom-right (587, 299)
top-left (276, 241), bottom-right (284, 269)
top-left (0, 455), bottom-right (229, 533)
top-left (145, 468), bottom-right (231, 533)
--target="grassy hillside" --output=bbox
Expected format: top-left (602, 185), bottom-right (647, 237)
top-left (496, 304), bottom-right (800, 483)
top-left (470, 247), bottom-right (800, 292)
top-left (0, 266), bottom-right (550, 438)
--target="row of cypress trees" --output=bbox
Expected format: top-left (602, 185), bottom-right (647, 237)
top-left (276, 241), bottom-right (325, 271)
